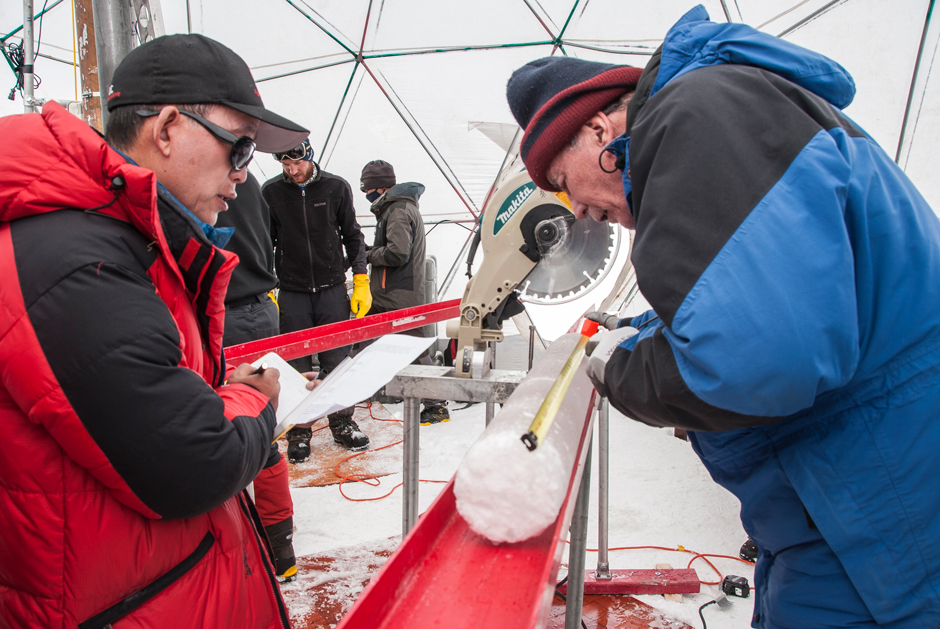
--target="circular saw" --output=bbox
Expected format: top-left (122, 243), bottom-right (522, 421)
top-left (518, 210), bottom-right (619, 304)
top-left (446, 170), bottom-right (619, 377)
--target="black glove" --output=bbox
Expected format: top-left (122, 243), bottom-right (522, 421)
top-left (584, 327), bottom-right (638, 397)
top-left (586, 311), bottom-right (622, 331)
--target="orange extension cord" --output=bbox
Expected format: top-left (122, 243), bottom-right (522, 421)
top-left (321, 403), bottom-right (754, 587)
top-left (323, 402), bottom-right (447, 502)
top-left (563, 540), bottom-right (756, 587)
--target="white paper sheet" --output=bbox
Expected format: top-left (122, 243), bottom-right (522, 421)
top-left (248, 352), bottom-right (311, 424)
top-left (252, 334), bottom-right (436, 442)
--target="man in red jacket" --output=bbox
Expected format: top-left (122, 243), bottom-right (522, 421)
top-left (0, 34), bottom-right (308, 628)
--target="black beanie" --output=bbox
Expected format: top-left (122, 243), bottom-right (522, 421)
top-left (506, 57), bottom-right (642, 191)
top-left (360, 160), bottom-right (396, 191)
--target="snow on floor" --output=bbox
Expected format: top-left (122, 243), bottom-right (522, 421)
top-left (289, 397), bottom-right (755, 628)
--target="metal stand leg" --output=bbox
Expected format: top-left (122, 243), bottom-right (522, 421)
top-left (566, 441), bottom-right (592, 629)
top-left (403, 397), bottom-right (420, 534)
top-left (596, 398), bottom-right (611, 580)
top-left (528, 325), bottom-right (536, 371)
top-left (485, 401), bottom-right (495, 426)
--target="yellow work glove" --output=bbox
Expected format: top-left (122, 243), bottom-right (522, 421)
top-left (350, 274), bottom-right (372, 318)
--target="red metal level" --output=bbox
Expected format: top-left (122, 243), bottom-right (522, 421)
top-left (335, 383), bottom-right (597, 629)
top-left (224, 299), bottom-right (461, 363)
top-left (558, 569), bottom-right (701, 596)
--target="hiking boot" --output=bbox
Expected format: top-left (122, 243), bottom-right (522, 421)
top-left (420, 404), bottom-right (450, 425)
top-left (264, 516), bottom-right (298, 583)
top-left (739, 537), bottom-right (758, 563)
top-left (286, 427), bottom-right (312, 463)
top-left (329, 411), bottom-right (370, 451)
top-left (374, 388), bottom-right (403, 405)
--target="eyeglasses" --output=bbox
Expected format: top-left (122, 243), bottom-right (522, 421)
top-left (273, 143), bottom-right (309, 162)
top-left (136, 109), bottom-right (256, 171)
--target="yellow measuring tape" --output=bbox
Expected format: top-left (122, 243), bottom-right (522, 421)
top-left (521, 319), bottom-right (599, 451)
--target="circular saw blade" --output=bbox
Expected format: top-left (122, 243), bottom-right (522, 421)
top-left (518, 216), bottom-right (620, 304)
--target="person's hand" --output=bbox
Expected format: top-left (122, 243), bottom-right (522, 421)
top-left (294, 373), bottom-right (322, 428)
top-left (350, 274), bottom-right (372, 318)
top-left (229, 363), bottom-right (280, 412)
top-left (584, 327), bottom-right (638, 397)
top-left (302, 372), bottom-right (321, 391)
top-left (586, 311), bottom-right (622, 331)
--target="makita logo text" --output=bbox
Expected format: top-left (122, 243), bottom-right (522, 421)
top-left (493, 183), bottom-right (535, 235)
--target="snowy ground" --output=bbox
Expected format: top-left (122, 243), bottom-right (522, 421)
top-left (287, 389), bottom-right (755, 628)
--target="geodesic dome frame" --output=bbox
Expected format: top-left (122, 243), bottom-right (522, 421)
top-left (2, 0), bottom-right (938, 333)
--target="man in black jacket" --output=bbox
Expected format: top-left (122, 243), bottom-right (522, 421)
top-left (216, 172), bottom-right (297, 582)
top-left (217, 172), bottom-right (279, 346)
top-left (263, 140), bottom-right (371, 457)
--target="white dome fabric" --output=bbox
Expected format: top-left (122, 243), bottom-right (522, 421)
top-left (2, 0), bottom-right (937, 329)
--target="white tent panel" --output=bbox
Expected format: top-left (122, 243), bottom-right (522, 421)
top-left (901, 43), bottom-right (940, 210)
top-left (203, 1), bottom-right (353, 69)
top-left (364, 0), bottom-right (556, 50)
top-left (362, 48), bottom-right (543, 196)
top-left (738, 0), bottom-right (828, 30)
top-left (783, 0), bottom-right (928, 156)
top-left (251, 63), bottom-right (362, 163)
top-left (314, 73), bottom-right (483, 283)
top-left (560, 0), bottom-right (733, 46)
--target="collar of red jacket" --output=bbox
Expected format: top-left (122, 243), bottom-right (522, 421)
top-left (0, 102), bottom-right (237, 386)
top-left (0, 102), bottom-right (162, 234)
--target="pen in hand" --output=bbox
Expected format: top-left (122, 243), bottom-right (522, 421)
top-left (253, 362), bottom-right (269, 375)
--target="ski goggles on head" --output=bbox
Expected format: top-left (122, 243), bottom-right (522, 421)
top-left (273, 143), bottom-right (310, 162)
top-left (136, 109), bottom-right (256, 171)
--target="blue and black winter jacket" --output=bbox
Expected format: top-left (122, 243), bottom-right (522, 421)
top-left (604, 6), bottom-right (940, 626)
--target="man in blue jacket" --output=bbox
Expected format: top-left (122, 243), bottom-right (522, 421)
top-left (507, 6), bottom-right (940, 628)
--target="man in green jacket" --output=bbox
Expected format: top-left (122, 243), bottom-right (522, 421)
top-left (361, 160), bottom-right (448, 424)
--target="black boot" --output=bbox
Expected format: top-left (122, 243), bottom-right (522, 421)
top-left (264, 516), bottom-right (297, 582)
top-left (420, 403), bottom-right (450, 425)
top-left (739, 537), bottom-right (759, 562)
top-left (286, 426), bottom-right (312, 463)
top-left (328, 409), bottom-right (370, 451)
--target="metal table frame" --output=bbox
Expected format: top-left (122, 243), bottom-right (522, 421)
top-left (384, 365), bottom-right (525, 533)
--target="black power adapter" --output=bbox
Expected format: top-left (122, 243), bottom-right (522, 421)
top-left (721, 575), bottom-right (750, 598)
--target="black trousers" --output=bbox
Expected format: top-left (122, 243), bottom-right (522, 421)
top-left (278, 285), bottom-right (350, 374)
top-left (223, 294), bottom-right (279, 347)
top-left (364, 303), bottom-right (443, 407)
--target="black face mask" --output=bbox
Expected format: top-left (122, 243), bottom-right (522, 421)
top-left (365, 191), bottom-right (382, 203)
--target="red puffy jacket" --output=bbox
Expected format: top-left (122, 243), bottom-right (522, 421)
top-left (0, 103), bottom-right (290, 628)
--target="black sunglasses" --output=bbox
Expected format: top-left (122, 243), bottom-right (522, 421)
top-left (136, 109), bottom-right (256, 171)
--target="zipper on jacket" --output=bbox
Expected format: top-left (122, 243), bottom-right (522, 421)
top-left (301, 188), bottom-right (317, 291)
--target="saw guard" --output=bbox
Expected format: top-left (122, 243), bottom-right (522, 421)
top-left (449, 170), bottom-right (616, 377)
top-left (519, 216), bottom-right (620, 304)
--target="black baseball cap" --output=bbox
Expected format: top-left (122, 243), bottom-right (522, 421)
top-left (106, 34), bottom-right (308, 153)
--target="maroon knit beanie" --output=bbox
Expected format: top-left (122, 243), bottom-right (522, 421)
top-left (506, 57), bottom-right (642, 191)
